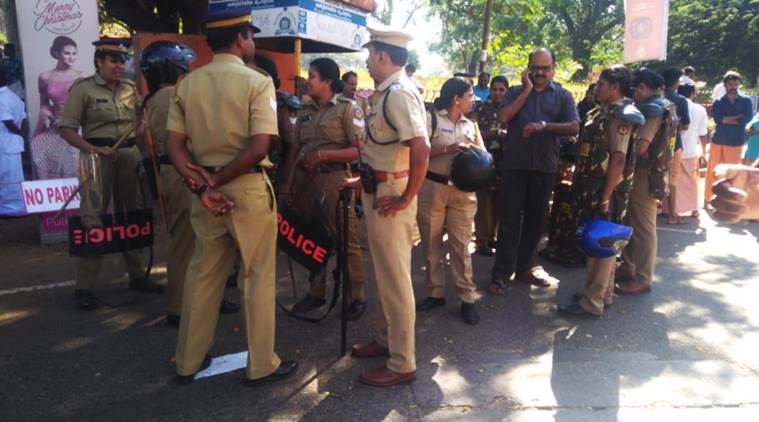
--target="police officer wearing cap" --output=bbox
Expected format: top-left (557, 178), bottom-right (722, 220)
top-left (165, 9), bottom-right (297, 385)
top-left (60, 38), bottom-right (161, 311)
top-left (278, 58), bottom-right (368, 320)
top-left (343, 26), bottom-right (430, 387)
top-left (138, 41), bottom-right (240, 328)
top-left (416, 77), bottom-right (483, 325)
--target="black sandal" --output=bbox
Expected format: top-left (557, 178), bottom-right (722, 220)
top-left (488, 279), bottom-right (509, 296)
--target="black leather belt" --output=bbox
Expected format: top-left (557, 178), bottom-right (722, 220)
top-left (425, 171), bottom-right (450, 185)
top-left (201, 165), bottom-right (262, 174)
top-left (87, 137), bottom-right (136, 148)
top-left (317, 163), bottom-right (349, 173)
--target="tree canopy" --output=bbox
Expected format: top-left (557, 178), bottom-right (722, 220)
top-left (99, 0), bottom-right (208, 34)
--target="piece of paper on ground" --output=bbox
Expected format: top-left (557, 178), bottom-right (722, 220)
top-left (195, 351), bottom-right (248, 380)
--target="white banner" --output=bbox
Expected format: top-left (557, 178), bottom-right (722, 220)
top-left (21, 178), bottom-right (80, 214)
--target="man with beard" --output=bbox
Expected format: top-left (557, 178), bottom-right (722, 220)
top-left (704, 71), bottom-right (754, 208)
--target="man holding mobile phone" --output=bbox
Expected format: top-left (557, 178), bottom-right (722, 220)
top-left (488, 48), bottom-right (580, 296)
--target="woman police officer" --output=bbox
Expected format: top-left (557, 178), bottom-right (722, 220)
top-left (415, 77), bottom-right (485, 325)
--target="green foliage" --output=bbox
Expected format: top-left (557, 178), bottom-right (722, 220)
top-left (668, 0), bottom-right (759, 86)
top-left (427, 0), bottom-right (623, 80)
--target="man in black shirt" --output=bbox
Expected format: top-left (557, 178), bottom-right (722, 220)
top-left (488, 48), bottom-right (580, 295)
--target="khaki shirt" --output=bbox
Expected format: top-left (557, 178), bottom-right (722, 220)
top-left (145, 86), bottom-right (173, 154)
top-left (339, 93), bottom-right (370, 118)
top-left (363, 69), bottom-right (428, 172)
top-left (166, 53), bottom-right (278, 167)
top-left (296, 94), bottom-right (365, 162)
top-left (604, 100), bottom-right (635, 155)
top-left (427, 109), bottom-right (484, 176)
top-left (636, 115), bottom-right (662, 143)
top-left (60, 73), bottom-right (139, 140)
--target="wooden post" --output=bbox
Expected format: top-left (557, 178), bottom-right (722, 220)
top-left (479, 0), bottom-right (494, 74)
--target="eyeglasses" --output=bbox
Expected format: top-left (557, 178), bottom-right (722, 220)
top-left (528, 65), bottom-right (553, 72)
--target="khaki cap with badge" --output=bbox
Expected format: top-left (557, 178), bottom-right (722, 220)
top-left (363, 25), bottom-right (413, 49)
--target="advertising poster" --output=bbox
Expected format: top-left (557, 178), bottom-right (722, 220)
top-left (15, 0), bottom-right (100, 242)
top-left (623, 0), bottom-right (670, 63)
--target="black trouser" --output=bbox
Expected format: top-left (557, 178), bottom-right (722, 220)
top-left (491, 170), bottom-right (555, 280)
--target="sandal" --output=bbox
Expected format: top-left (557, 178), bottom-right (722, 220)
top-left (488, 279), bottom-right (509, 296)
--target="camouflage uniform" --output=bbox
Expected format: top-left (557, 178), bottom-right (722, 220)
top-left (618, 96), bottom-right (677, 287)
top-left (572, 98), bottom-right (643, 315)
top-left (471, 98), bottom-right (504, 250)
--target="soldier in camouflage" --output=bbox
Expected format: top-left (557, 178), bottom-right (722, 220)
top-left (616, 69), bottom-right (678, 295)
top-left (558, 66), bottom-right (644, 317)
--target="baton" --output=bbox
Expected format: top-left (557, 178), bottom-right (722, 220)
top-left (339, 188), bottom-right (351, 356)
top-left (142, 107), bottom-right (168, 231)
top-left (52, 126), bottom-right (136, 220)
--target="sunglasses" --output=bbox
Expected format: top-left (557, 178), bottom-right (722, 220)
top-left (528, 65), bottom-right (553, 72)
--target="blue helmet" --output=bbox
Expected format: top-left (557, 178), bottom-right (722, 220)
top-left (576, 218), bottom-right (633, 258)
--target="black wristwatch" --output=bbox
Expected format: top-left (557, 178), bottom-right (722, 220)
top-left (195, 184), bottom-right (209, 197)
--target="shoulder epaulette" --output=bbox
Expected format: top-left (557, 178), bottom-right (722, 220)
top-left (612, 99), bottom-right (645, 125)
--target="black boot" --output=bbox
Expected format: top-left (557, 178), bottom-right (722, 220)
top-left (345, 300), bottom-right (367, 321)
top-left (129, 278), bottom-right (163, 294)
top-left (416, 297), bottom-right (445, 311)
top-left (461, 303), bottom-right (480, 325)
top-left (75, 289), bottom-right (98, 311)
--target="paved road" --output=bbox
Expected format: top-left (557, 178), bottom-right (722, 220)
top-left (1, 212), bottom-right (758, 421)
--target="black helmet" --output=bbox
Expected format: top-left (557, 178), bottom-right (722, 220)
top-left (450, 147), bottom-right (495, 192)
top-left (139, 41), bottom-right (196, 92)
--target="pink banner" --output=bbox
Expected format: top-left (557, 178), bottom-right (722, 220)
top-left (623, 0), bottom-right (669, 63)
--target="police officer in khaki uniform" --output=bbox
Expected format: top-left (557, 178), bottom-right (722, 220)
top-left (164, 9), bottom-right (296, 385)
top-left (60, 38), bottom-right (161, 311)
top-left (416, 77), bottom-right (483, 325)
top-left (139, 41), bottom-right (239, 328)
top-left (278, 58), bottom-right (368, 321)
top-left (343, 26), bottom-right (430, 387)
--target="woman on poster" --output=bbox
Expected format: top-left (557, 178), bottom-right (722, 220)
top-left (31, 36), bottom-right (85, 179)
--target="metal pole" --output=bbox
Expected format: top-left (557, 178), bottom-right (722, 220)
top-left (479, 0), bottom-right (494, 74)
top-left (294, 37), bottom-right (302, 78)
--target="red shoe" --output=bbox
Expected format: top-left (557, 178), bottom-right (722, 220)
top-left (350, 342), bottom-right (389, 358)
top-left (359, 366), bottom-right (416, 387)
top-left (614, 281), bottom-right (651, 295)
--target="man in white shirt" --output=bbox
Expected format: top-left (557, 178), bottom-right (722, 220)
top-left (0, 72), bottom-right (28, 216)
top-left (674, 83), bottom-right (708, 217)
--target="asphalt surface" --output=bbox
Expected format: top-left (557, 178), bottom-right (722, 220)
top-left (1, 210), bottom-right (758, 421)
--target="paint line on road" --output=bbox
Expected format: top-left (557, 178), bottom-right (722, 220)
top-left (656, 227), bottom-right (704, 234)
top-left (0, 280), bottom-right (75, 296)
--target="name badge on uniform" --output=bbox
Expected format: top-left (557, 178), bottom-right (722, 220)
top-left (440, 128), bottom-right (453, 134)
top-left (580, 143), bottom-right (590, 157)
top-left (95, 98), bottom-right (108, 104)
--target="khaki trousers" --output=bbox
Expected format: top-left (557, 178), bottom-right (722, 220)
top-left (76, 147), bottom-right (145, 290)
top-left (363, 176), bottom-right (416, 373)
top-left (175, 173), bottom-right (280, 380)
top-left (162, 165), bottom-right (194, 316)
top-left (620, 171), bottom-right (658, 285)
top-left (579, 256), bottom-right (616, 315)
top-left (704, 143), bottom-right (743, 205)
top-left (474, 179), bottom-right (499, 248)
top-left (417, 180), bottom-right (477, 304)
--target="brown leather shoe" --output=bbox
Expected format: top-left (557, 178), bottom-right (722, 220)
top-left (350, 342), bottom-right (389, 358)
top-left (518, 266), bottom-right (557, 287)
top-left (359, 366), bottom-right (416, 387)
top-left (614, 281), bottom-right (651, 295)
